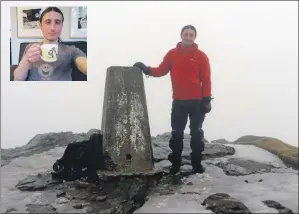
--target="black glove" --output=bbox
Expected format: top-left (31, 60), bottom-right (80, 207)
top-left (201, 97), bottom-right (212, 113)
top-left (133, 62), bottom-right (151, 76)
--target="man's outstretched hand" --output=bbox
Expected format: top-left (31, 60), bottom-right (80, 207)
top-left (133, 62), bottom-right (151, 76)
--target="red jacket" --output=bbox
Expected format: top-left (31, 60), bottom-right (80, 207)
top-left (150, 42), bottom-right (211, 100)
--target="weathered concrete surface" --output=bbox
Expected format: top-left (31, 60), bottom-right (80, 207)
top-left (101, 66), bottom-right (154, 172)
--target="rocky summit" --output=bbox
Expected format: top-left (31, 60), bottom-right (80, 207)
top-left (1, 129), bottom-right (298, 213)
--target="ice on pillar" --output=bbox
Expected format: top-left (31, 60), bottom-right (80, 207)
top-left (101, 66), bottom-right (154, 172)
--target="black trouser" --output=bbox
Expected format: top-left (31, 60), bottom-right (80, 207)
top-left (168, 99), bottom-right (206, 170)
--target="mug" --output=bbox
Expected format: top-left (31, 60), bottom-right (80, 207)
top-left (40, 44), bottom-right (58, 62)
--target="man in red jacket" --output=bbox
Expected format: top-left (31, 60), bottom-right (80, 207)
top-left (134, 25), bottom-right (212, 175)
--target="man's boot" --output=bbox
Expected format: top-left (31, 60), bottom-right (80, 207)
top-left (168, 153), bottom-right (181, 175)
top-left (191, 152), bottom-right (205, 174)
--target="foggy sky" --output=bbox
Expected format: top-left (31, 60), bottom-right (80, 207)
top-left (1, 1), bottom-right (298, 149)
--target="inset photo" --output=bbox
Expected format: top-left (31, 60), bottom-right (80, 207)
top-left (10, 6), bottom-right (87, 81)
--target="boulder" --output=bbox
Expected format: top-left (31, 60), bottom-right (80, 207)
top-left (215, 158), bottom-right (277, 176)
top-left (16, 173), bottom-right (62, 191)
top-left (202, 193), bottom-right (251, 214)
top-left (262, 200), bottom-right (294, 214)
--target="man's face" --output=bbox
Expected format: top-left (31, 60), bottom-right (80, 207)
top-left (181, 29), bottom-right (196, 46)
top-left (40, 11), bottom-right (63, 41)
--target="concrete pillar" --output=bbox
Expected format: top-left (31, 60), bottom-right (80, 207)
top-left (101, 66), bottom-right (154, 172)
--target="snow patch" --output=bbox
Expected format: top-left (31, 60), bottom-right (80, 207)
top-left (227, 144), bottom-right (286, 168)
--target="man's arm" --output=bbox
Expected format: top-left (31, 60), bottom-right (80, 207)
top-left (74, 56), bottom-right (87, 75)
top-left (71, 46), bottom-right (87, 75)
top-left (149, 51), bottom-right (172, 77)
top-left (14, 44), bottom-right (35, 81)
top-left (201, 53), bottom-right (212, 97)
top-left (14, 60), bottom-right (31, 81)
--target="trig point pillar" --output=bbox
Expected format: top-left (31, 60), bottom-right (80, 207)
top-left (101, 66), bottom-right (154, 172)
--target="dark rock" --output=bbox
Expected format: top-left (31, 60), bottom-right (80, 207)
top-left (73, 204), bottom-right (83, 209)
top-left (263, 200), bottom-right (286, 209)
top-left (5, 208), bottom-right (17, 213)
top-left (56, 190), bottom-right (66, 197)
top-left (26, 204), bottom-right (56, 213)
top-left (279, 209), bottom-right (294, 214)
top-left (119, 178), bottom-right (149, 203)
top-left (114, 200), bottom-right (135, 214)
top-left (16, 173), bottom-right (62, 191)
top-left (245, 180), bottom-right (248, 183)
top-left (202, 193), bottom-right (251, 213)
top-left (215, 158), bottom-right (277, 176)
top-left (263, 200), bottom-right (293, 214)
top-left (202, 144), bottom-right (235, 159)
top-left (73, 181), bottom-right (89, 189)
top-left (51, 130), bottom-right (106, 182)
top-left (90, 195), bottom-right (97, 201)
top-left (96, 195), bottom-right (107, 201)
top-left (186, 182), bottom-right (193, 186)
top-left (258, 179), bottom-right (263, 182)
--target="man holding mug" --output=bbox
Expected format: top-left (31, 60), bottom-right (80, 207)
top-left (134, 25), bottom-right (212, 175)
top-left (14, 7), bottom-right (87, 81)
